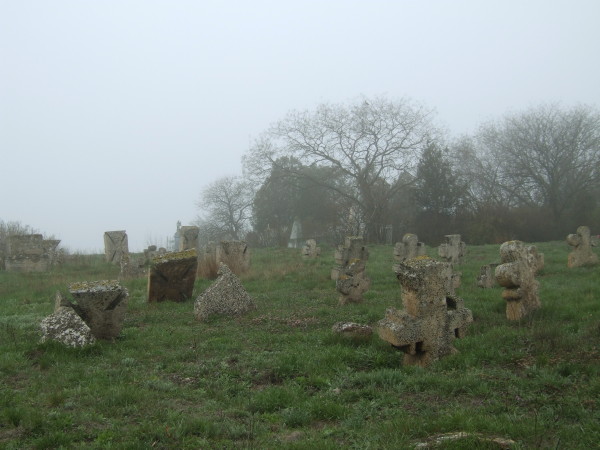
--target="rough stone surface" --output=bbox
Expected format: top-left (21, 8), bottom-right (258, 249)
top-left (377, 257), bottom-right (473, 367)
top-left (147, 249), bottom-right (198, 302)
top-left (331, 322), bottom-right (373, 337)
top-left (104, 230), bottom-right (128, 264)
top-left (393, 233), bottom-right (426, 271)
top-left (477, 263), bottom-right (499, 288)
top-left (301, 239), bottom-right (321, 258)
top-left (438, 234), bottom-right (466, 265)
top-left (119, 253), bottom-right (145, 280)
top-left (197, 241), bottom-right (218, 278)
top-left (495, 241), bottom-right (542, 320)
top-left (40, 293), bottom-right (96, 347)
top-left (567, 226), bottom-right (598, 268)
top-left (5, 234), bottom-right (61, 272)
top-left (332, 237), bottom-right (370, 304)
top-left (68, 280), bottom-right (129, 340)
top-left (194, 263), bottom-right (255, 321)
top-left (216, 241), bottom-right (250, 275)
top-left (331, 236), bottom-right (369, 280)
top-left (178, 226), bottom-right (199, 251)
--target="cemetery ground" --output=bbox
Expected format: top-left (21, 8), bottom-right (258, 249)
top-left (1, 243), bottom-right (599, 449)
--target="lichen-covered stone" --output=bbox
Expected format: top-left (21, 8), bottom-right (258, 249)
top-left (104, 230), bottom-right (128, 264)
top-left (147, 249), bottom-right (198, 302)
top-left (378, 256), bottom-right (472, 367)
top-left (567, 226), bottom-right (598, 268)
top-left (194, 263), bottom-right (255, 321)
top-left (40, 307), bottom-right (96, 347)
top-left (477, 263), bottom-right (499, 288)
top-left (438, 234), bottom-right (466, 265)
top-left (331, 322), bottom-right (373, 337)
top-left (336, 259), bottom-right (371, 305)
top-left (301, 239), bottom-right (321, 258)
top-left (393, 233), bottom-right (426, 271)
top-left (178, 226), bottom-right (199, 251)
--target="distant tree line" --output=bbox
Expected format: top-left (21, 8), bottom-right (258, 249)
top-left (197, 98), bottom-right (600, 246)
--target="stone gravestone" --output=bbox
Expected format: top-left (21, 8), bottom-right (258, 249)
top-left (178, 226), bottom-right (199, 251)
top-left (495, 241), bottom-right (542, 320)
top-left (5, 234), bottom-right (60, 272)
top-left (104, 230), bottom-right (128, 264)
top-left (147, 249), bottom-right (198, 302)
top-left (438, 234), bottom-right (466, 265)
top-left (377, 257), bottom-right (473, 367)
top-left (336, 258), bottom-right (371, 305)
top-left (331, 236), bottom-right (369, 280)
top-left (393, 233), bottom-right (426, 271)
top-left (566, 226), bottom-right (598, 268)
top-left (68, 280), bottom-right (129, 340)
top-left (194, 262), bottom-right (255, 321)
top-left (197, 241), bottom-right (218, 278)
top-left (301, 239), bottom-right (321, 258)
top-left (216, 241), bottom-right (250, 275)
top-left (477, 263), bottom-right (499, 288)
top-left (40, 292), bottom-right (96, 347)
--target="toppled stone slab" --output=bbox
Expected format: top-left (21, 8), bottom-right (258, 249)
top-left (194, 263), bottom-right (255, 321)
top-left (378, 257), bottom-right (472, 367)
top-left (147, 249), bottom-right (198, 302)
top-left (331, 236), bottom-right (369, 280)
top-left (104, 230), bottom-right (128, 264)
top-left (5, 234), bottom-right (61, 272)
top-left (495, 241), bottom-right (542, 320)
top-left (567, 226), bottom-right (598, 268)
top-left (216, 240), bottom-right (250, 275)
top-left (477, 263), bottom-right (499, 288)
top-left (40, 293), bottom-right (96, 347)
top-left (393, 233), bottom-right (426, 271)
top-left (438, 234), bottom-right (466, 265)
top-left (301, 239), bottom-right (321, 258)
top-left (178, 226), bottom-right (199, 251)
top-left (68, 280), bottom-right (129, 340)
top-left (331, 322), bottom-right (373, 338)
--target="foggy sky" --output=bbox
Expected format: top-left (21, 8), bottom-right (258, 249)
top-left (2, 0), bottom-right (599, 252)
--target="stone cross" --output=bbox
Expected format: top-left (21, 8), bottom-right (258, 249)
top-left (393, 233), bottom-right (426, 271)
top-left (566, 226), bottom-right (598, 268)
top-left (68, 280), bottom-right (129, 340)
top-left (438, 234), bottom-right (466, 265)
top-left (178, 226), bottom-right (199, 251)
top-left (377, 257), bottom-right (473, 367)
top-left (301, 239), bottom-right (321, 258)
top-left (336, 258), bottom-right (371, 305)
top-left (147, 249), bottom-right (198, 302)
top-left (495, 241), bottom-right (542, 320)
top-left (331, 236), bottom-right (369, 280)
top-left (477, 263), bottom-right (499, 288)
top-left (104, 230), bottom-right (128, 264)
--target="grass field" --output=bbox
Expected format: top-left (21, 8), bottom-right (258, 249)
top-left (1, 242), bottom-right (599, 449)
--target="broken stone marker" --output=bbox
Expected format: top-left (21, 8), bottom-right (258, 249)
top-left (5, 234), bottom-right (61, 272)
top-left (147, 249), bottom-right (198, 302)
top-left (68, 280), bottom-right (129, 340)
top-left (438, 234), bottom-right (466, 265)
top-left (336, 258), bottom-right (371, 305)
top-left (331, 236), bottom-right (369, 280)
top-left (194, 262), bottom-right (255, 321)
top-left (495, 241), bottom-right (542, 320)
top-left (178, 226), bottom-right (199, 251)
top-left (216, 240), bottom-right (250, 275)
top-left (377, 257), bottom-right (473, 367)
top-left (104, 230), bottom-right (128, 264)
top-left (393, 233), bottom-right (426, 271)
top-left (301, 239), bottom-right (321, 258)
top-left (566, 226), bottom-right (598, 268)
top-left (477, 263), bottom-right (499, 288)
top-left (40, 292), bottom-right (96, 347)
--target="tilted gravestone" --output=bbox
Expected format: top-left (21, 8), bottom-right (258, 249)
top-left (178, 226), bottom-right (199, 251)
top-left (495, 241), bottom-right (543, 320)
top-left (377, 257), bottom-right (473, 367)
top-left (68, 280), bottom-right (129, 340)
top-left (301, 239), bottom-right (321, 258)
top-left (331, 236), bottom-right (368, 280)
top-left (5, 234), bottom-right (60, 272)
top-left (393, 233), bottom-right (426, 271)
top-left (147, 249), bottom-right (198, 302)
top-left (438, 234), bottom-right (466, 265)
top-left (104, 230), bottom-right (128, 264)
top-left (194, 263), bottom-right (255, 321)
top-left (566, 226), bottom-right (598, 268)
top-left (477, 263), bottom-right (499, 288)
top-left (216, 241), bottom-right (250, 275)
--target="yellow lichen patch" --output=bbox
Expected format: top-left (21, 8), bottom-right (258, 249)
top-left (69, 280), bottom-right (121, 292)
top-left (152, 249), bottom-right (197, 265)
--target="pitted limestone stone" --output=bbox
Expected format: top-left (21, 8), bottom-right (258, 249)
top-left (377, 257), bottom-right (472, 367)
top-left (40, 307), bottom-right (96, 347)
top-left (68, 280), bottom-right (129, 340)
top-left (495, 241), bottom-right (542, 320)
top-left (301, 239), bottom-right (321, 258)
top-left (393, 233), bottom-right (426, 271)
top-left (331, 236), bottom-right (369, 280)
top-left (178, 226), bottom-right (199, 251)
top-left (104, 230), bottom-right (128, 264)
top-left (147, 249), bottom-right (198, 302)
top-left (194, 263), bottom-right (255, 321)
top-left (216, 241), bottom-right (250, 275)
top-left (567, 226), bottom-right (598, 268)
top-left (5, 234), bottom-right (60, 272)
top-left (336, 259), bottom-right (371, 305)
top-left (331, 322), bottom-right (373, 338)
top-left (477, 263), bottom-right (499, 288)
top-left (438, 234), bottom-right (466, 265)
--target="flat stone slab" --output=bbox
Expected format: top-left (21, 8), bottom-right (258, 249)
top-left (40, 307), bottom-right (96, 347)
top-left (147, 249), bottom-right (198, 302)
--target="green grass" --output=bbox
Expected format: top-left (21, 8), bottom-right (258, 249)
top-left (1, 242), bottom-right (599, 448)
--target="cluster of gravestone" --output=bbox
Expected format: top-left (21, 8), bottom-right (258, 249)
top-left (2, 234), bottom-right (61, 272)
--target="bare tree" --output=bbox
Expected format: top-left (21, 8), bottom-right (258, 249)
top-left (197, 176), bottom-right (253, 242)
top-left (243, 96), bottom-right (437, 242)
